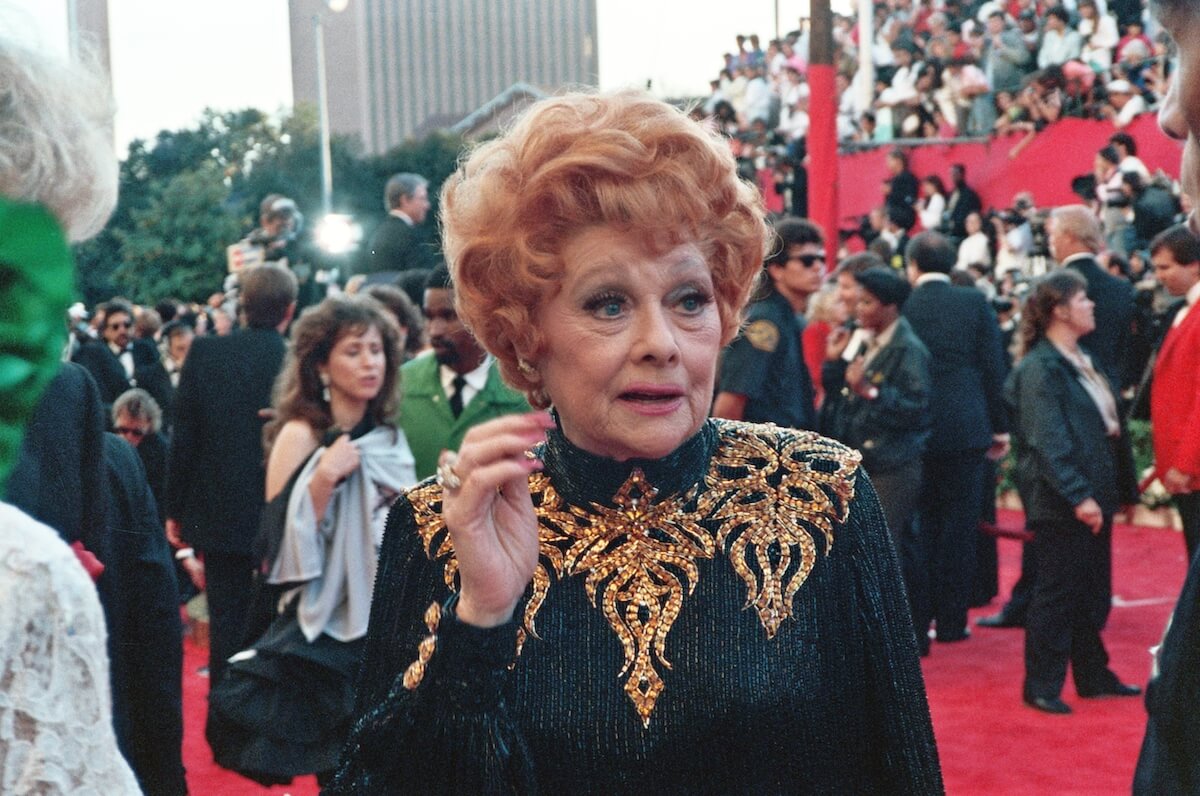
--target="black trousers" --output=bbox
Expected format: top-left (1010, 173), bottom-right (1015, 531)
top-left (873, 461), bottom-right (924, 646)
top-left (1176, 491), bottom-right (1200, 563)
top-left (1023, 517), bottom-right (1116, 700)
top-left (973, 458), bottom-right (999, 606)
top-left (201, 550), bottom-right (256, 688)
top-left (910, 448), bottom-right (986, 640)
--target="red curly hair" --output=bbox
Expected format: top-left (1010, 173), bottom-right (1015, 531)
top-left (440, 90), bottom-right (769, 408)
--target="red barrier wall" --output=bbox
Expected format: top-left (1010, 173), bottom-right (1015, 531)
top-left (835, 114), bottom-right (1183, 232)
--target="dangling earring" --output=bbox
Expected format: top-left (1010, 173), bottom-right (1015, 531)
top-left (320, 373), bottom-right (331, 404)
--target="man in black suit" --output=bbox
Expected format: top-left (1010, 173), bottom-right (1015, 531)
top-left (1049, 205), bottom-right (1135, 391)
top-left (164, 264), bottom-right (297, 707)
top-left (72, 300), bottom-right (151, 414)
top-left (902, 231), bottom-right (1009, 653)
top-left (942, 163), bottom-right (982, 244)
top-left (6, 362), bottom-right (108, 562)
top-left (102, 432), bottom-right (187, 796)
top-left (979, 206), bottom-right (1135, 629)
top-left (361, 172), bottom-right (435, 281)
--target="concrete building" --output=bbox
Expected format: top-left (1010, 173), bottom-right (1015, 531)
top-left (289, 0), bottom-right (599, 155)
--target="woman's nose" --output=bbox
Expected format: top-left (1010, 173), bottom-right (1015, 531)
top-left (1159, 71), bottom-right (1188, 141)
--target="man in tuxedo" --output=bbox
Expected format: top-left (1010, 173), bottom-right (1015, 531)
top-left (399, 264), bottom-right (530, 479)
top-left (134, 320), bottom-right (194, 432)
top-left (1148, 225), bottom-right (1200, 559)
top-left (72, 300), bottom-right (151, 413)
top-left (164, 264), bottom-right (297, 706)
top-left (902, 231), bottom-right (1009, 653)
top-left (361, 172), bottom-right (436, 281)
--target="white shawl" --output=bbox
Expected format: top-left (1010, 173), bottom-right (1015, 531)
top-left (268, 426), bottom-right (416, 642)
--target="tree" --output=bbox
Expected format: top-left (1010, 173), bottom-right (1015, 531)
top-left (71, 105), bottom-right (468, 305)
top-left (113, 163), bottom-right (242, 302)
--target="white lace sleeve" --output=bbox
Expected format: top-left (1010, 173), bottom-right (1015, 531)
top-left (0, 503), bottom-right (141, 795)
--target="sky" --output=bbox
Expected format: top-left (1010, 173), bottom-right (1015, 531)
top-left (8, 0), bottom-right (853, 155)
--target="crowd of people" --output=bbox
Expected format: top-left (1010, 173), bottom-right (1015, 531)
top-left (703, 1), bottom-right (1169, 217)
top-left (708, 1), bottom-right (1163, 145)
top-left (5, 1), bottom-right (1200, 795)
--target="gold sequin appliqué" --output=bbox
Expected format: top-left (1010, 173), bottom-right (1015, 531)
top-left (407, 422), bottom-right (860, 725)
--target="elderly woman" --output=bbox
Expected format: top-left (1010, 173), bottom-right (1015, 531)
top-left (1006, 271), bottom-right (1140, 715)
top-left (208, 295), bottom-right (416, 785)
top-left (0, 17), bottom-right (139, 796)
top-left (329, 91), bottom-right (941, 794)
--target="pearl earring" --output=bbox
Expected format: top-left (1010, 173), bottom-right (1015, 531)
top-left (320, 373), bottom-right (331, 404)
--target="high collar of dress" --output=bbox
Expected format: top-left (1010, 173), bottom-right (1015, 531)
top-left (539, 416), bottom-right (718, 508)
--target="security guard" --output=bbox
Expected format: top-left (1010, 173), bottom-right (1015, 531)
top-left (713, 217), bottom-right (821, 429)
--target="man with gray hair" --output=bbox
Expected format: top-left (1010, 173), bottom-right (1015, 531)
top-left (362, 172), bottom-right (435, 279)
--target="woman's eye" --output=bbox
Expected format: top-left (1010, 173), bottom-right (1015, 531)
top-left (585, 293), bottom-right (626, 318)
top-left (678, 291), bottom-right (712, 314)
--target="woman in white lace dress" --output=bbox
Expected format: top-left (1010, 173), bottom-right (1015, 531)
top-left (0, 13), bottom-right (136, 795)
top-left (0, 507), bottom-right (140, 794)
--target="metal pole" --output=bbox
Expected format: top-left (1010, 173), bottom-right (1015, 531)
top-left (315, 12), bottom-right (333, 216)
top-left (775, 0), bottom-right (781, 41)
top-left (857, 0), bottom-right (874, 115)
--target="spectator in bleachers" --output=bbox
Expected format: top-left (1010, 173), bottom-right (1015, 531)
top-left (1102, 78), bottom-right (1148, 129)
top-left (919, 175), bottom-right (949, 232)
top-left (958, 211), bottom-right (993, 270)
top-left (1038, 6), bottom-right (1084, 69)
top-left (1110, 131), bottom-right (1152, 181)
top-left (1077, 0), bottom-right (1120, 73)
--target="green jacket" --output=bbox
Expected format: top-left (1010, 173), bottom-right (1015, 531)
top-left (398, 353), bottom-right (531, 479)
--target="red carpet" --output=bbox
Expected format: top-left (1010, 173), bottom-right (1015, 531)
top-left (181, 509), bottom-right (1187, 794)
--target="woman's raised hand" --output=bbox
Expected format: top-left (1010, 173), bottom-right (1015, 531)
top-left (439, 411), bottom-right (555, 628)
top-left (316, 433), bottom-right (361, 486)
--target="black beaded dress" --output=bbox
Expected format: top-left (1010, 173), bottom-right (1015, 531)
top-left (327, 419), bottom-right (943, 794)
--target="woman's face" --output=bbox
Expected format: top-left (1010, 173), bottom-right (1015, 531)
top-left (533, 226), bottom-right (722, 461)
top-left (855, 291), bottom-right (891, 333)
top-left (1057, 290), bottom-right (1096, 337)
top-left (836, 270), bottom-right (861, 321)
top-left (966, 212), bottom-right (982, 234)
top-left (322, 325), bottom-right (386, 407)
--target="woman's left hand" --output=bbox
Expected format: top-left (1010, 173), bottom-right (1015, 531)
top-left (316, 433), bottom-right (361, 487)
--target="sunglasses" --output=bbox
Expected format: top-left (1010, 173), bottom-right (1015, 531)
top-left (115, 425), bottom-right (148, 439)
top-left (108, 320), bottom-right (133, 330)
top-left (789, 253), bottom-right (826, 268)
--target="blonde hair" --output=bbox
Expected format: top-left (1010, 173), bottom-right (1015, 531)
top-left (1050, 205), bottom-right (1105, 254)
top-left (441, 90), bottom-right (769, 407)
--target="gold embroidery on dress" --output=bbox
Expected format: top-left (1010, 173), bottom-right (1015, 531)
top-left (407, 423), bottom-right (859, 725)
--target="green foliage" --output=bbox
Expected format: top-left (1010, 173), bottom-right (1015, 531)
top-left (72, 104), bottom-right (467, 305)
top-left (113, 163), bottom-right (242, 301)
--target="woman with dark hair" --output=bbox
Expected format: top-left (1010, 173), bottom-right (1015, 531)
top-left (208, 294), bottom-right (416, 785)
top-left (328, 90), bottom-right (941, 794)
top-left (1006, 270), bottom-right (1139, 715)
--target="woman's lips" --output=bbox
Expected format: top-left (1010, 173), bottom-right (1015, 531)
top-left (617, 385), bottom-right (685, 415)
